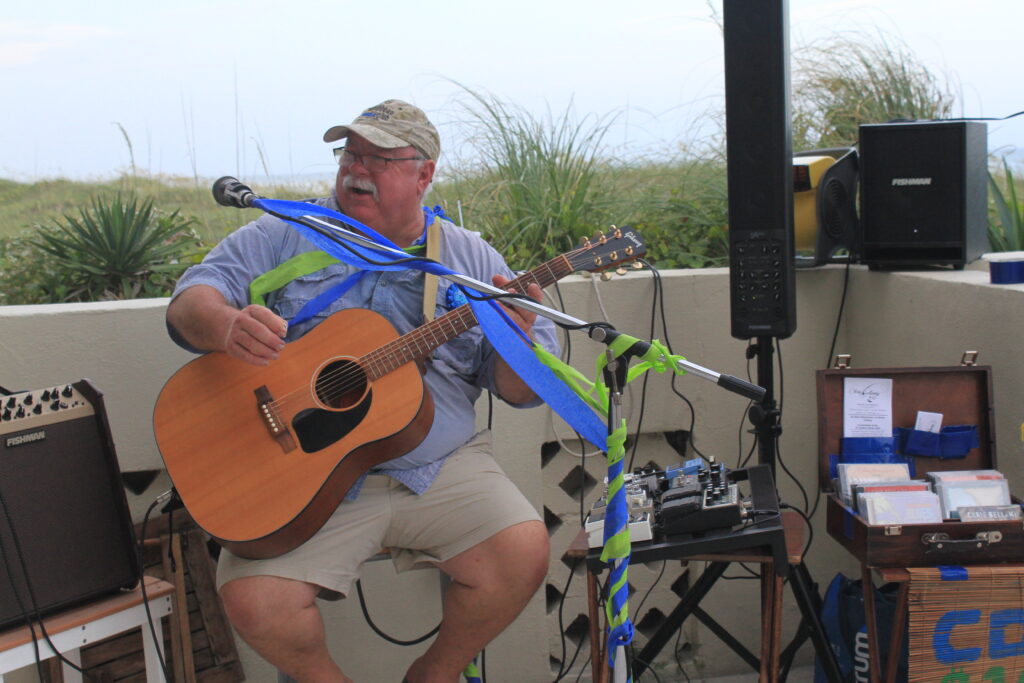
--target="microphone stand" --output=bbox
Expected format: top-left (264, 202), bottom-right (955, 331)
top-left (214, 177), bottom-right (767, 403)
top-left (271, 211), bottom-right (766, 402)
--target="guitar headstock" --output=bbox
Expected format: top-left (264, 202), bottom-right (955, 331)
top-left (567, 226), bottom-right (647, 277)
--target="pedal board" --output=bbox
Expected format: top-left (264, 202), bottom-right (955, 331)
top-left (585, 458), bottom-right (764, 547)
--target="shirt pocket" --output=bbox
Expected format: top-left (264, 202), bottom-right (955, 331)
top-left (271, 266), bottom-right (364, 335)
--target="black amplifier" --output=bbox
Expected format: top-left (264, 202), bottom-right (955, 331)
top-left (0, 379), bottom-right (140, 630)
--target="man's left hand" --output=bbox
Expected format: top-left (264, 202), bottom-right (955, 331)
top-left (491, 274), bottom-right (541, 339)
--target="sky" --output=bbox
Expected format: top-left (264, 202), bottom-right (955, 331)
top-left (2, 0), bottom-right (1021, 182)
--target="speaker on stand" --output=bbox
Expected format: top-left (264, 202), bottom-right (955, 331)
top-left (793, 147), bottom-right (861, 268)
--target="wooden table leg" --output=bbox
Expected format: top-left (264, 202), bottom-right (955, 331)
top-left (759, 563), bottom-right (782, 683)
top-left (861, 564), bottom-right (880, 683)
top-left (884, 580), bottom-right (910, 683)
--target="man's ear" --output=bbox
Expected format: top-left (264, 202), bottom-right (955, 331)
top-left (417, 159), bottom-right (436, 194)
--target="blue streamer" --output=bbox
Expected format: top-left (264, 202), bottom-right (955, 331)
top-left (254, 198), bottom-right (608, 451)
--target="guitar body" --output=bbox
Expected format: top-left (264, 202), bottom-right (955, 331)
top-left (153, 308), bottom-right (433, 559)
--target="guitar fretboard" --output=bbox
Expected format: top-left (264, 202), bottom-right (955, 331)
top-left (358, 254), bottom-right (572, 380)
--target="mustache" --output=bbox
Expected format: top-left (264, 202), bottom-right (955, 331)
top-left (341, 175), bottom-right (379, 200)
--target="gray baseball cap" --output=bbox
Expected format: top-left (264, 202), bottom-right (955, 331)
top-left (323, 99), bottom-right (440, 161)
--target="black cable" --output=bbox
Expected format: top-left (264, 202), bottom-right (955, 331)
top-left (738, 341), bottom-right (759, 469)
top-left (825, 260), bottom-right (852, 369)
top-left (626, 261), bottom-right (661, 472)
top-left (553, 557), bottom-right (579, 681)
top-left (0, 490), bottom-right (45, 680)
top-left (630, 649), bottom-right (663, 682)
top-left (632, 560), bottom-right (667, 618)
top-left (137, 494), bottom-right (174, 683)
top-left (773, 340), bottom-right (810, 515)
top-left (262, 207), bottom-right (434, 269)
top-left (673, 627), bottom-right (693, 682)
top-left (556, 636), bottom-right (587, 683)
top-left (354, 579), bottom-right (440, 646)
top-left (0, 483), bottom-right (99, 681)
top-left (639, 259), bottom-right (708, 463)
top-left (895, 110), bottom-right (1024, 123)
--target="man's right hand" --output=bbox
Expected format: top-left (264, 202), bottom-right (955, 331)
top-left (167, 285), bottom-right (288, 366)
top-left (224, 305), bottom-right (288, 366)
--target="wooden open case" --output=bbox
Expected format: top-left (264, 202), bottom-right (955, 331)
top-left (817, 358), bottom-right (1023, 567)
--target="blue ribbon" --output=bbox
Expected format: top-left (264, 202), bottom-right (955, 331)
top-left (254, 197), bottom-right (608, 451)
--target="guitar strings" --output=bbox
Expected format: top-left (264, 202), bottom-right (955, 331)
top-left (261, 263), bottom-right (564, 419)
top-left (262, 233), bottom-right (630, 431)
top-left (271, 235), bottom-right (620, 412)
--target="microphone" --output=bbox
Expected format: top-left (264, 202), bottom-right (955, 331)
top-left (212, 176), bottom-right (258, 208)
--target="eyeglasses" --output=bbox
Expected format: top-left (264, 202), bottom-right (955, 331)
top-left (333, 147), bottom-right (425, 173)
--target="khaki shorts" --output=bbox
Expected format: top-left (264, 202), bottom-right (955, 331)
top-left (216, 431), bottom-right (541, 599)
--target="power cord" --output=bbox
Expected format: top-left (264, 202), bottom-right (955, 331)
top-left (0, 484), bottom-right (99, 681)
top-left (137, 491), bottom-right (176, 683)
top-left (354, 580), bottom-right (441, 646)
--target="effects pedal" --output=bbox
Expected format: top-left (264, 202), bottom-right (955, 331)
top-left (658, 461), bottom-right (744, 535)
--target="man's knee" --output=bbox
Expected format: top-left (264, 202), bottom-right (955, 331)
top-left (219, 575), bottom-right (317, 638)
top-left (485, 520), bottom-right (550, 591)
top-left (517, 521), bottom-right (550, 588)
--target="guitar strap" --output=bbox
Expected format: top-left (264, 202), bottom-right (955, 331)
top-left (421, 218), bottom-right (441, 323)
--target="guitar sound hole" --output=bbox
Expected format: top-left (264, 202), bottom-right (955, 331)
top-left (314, 359), bottom-right (367, 409)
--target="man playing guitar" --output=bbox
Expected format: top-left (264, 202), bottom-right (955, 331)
top-left (165, 99), bottom-right (559, 683)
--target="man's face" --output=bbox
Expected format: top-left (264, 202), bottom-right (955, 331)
top-left (334, 133), bottom-right (435, 244)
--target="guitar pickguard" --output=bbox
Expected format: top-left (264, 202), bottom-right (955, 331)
top-left (292, 392), bottom-right (373, 453)
top-left (292, 357), bottom-right (372, 452)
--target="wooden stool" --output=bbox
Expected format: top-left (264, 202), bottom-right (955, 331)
top-left (0, 576), bottom-right (174, 682)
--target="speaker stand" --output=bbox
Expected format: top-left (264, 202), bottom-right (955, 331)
top-left (748, 337), bottom-right (781, 477)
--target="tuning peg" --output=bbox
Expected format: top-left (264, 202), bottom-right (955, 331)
top-left (600, 271), bottom-right (613, 281)
top-left (632, 261), bottom-right (644, 270)
top-left (580, 236), bottom-right (591, 247)
top-left (595, 231), bottom-right (606, 244)
top-left (616, 267), bottom-right (628, 276)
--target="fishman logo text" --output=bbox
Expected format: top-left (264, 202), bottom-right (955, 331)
top-left (6, 430), bottom-right (46, 448)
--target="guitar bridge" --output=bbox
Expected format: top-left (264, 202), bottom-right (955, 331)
top-left (255, 385), bottom-right (297, 453)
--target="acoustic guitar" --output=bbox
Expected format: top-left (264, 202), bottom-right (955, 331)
top-left (153, 228), bottom-right (645, 558)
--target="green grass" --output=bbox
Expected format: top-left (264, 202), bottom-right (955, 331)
top-left (0, 174), bottom-right (331, 244)
top-left (1, 27), bottom-right (1012, 305)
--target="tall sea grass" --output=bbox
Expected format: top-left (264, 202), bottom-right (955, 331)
top-left (791, 31), bottom-right (956, 149)
top-left (438, 86), bottom-right (618, 269)
top-left (989, 157), bottom-right (1024, 252)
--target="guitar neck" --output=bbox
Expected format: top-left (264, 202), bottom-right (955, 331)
top-left (360, 253), bottom-right (575, 379)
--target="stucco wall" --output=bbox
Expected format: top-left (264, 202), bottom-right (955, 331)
top-left (1, 265), bottom-right (1021, 681)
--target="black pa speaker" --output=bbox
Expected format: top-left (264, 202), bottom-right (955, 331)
top-left (0, 379), bottom-right (140, 630)
top-left (793, 147), bottom-right (861, 267)
top-left (724, 0), bottom-right (797, 339)
top-left (859, 121), bottom-right (988, 269)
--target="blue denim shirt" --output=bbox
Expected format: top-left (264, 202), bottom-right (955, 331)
top-left (169, 196), bottom-right (559, 497)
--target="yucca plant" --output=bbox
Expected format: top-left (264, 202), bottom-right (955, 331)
top-left (988, 158), bottom-right (1024, 252)
top-left (30, 193), bottom-right (202, 301)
